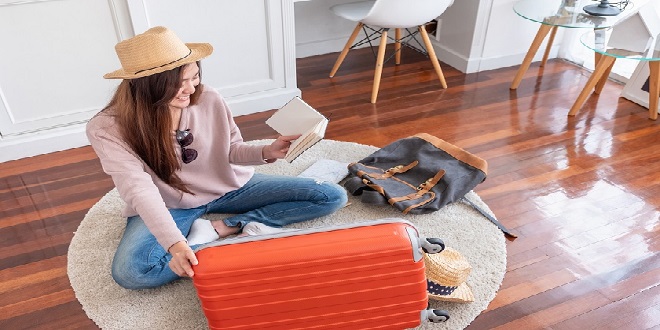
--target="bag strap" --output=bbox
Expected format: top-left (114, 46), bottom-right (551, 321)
top-left (461, 196), bottom-right (517, 238)
top-left (345, 175), bottom-right (517, 238)
top-left (381, 161), bottom-right (418, 178)
top-left (416, 170), bottom-right (445, 195)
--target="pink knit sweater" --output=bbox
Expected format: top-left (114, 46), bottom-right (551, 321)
top-left (86, 88), bottom-right (268, 250)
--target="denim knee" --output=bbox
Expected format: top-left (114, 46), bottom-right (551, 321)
top-left (319, 182), bottom-right (348, 212)
top-left (111, 255), bottom-right (176, 290)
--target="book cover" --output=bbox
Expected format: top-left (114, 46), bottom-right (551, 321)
top-left (265, 97), bottom-right (329, 162)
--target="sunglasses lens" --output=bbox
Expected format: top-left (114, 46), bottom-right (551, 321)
top-left (177, 130), bottom-right (194, 147)
top-left (176, 129), bottom-right (197, 164)
top-left (182, 148), bottom-right (198, 164)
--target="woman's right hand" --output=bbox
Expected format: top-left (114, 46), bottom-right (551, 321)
top-left (168, 240), bottom-right (198, 277)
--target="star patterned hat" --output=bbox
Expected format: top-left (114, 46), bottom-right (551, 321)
top-left (424, 247), bottom-right (474, 303)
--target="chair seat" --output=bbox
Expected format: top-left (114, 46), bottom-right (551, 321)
top-left (331, 1), bottom-right (375, 23)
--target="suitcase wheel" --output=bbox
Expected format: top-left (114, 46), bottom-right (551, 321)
top-left (420, 237), bottom-right (445, 254)
top-left (428, 309), bottom-right (450, 323)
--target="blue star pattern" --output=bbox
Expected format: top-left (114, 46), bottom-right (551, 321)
top-left (427, 280), bottom-right (457, 296)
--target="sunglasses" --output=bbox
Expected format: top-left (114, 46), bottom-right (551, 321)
top-left (175, 129), bottom-right (198, 164)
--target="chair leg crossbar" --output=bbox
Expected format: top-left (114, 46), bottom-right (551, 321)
top-left (330, 22), bottom-right (447, 103)
top-left (353, 25), bottom-right (430, 62)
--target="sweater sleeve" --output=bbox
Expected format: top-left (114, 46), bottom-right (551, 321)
top-left (86, 117), bottom-right (186, 251)
top-left (211, 92), bottom-right (269, 165)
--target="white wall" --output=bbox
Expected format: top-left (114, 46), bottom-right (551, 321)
top-left (293, 0), bottom-right (556, 74)
top-left (127, 0), bottom-right (300, 116)
top-left (470, 0), bottom-right (558, 72)
top-left (0, 0), bottom-right (299, 162)
top-left (294, 0), bottom-right (365, 58)
top-left (0, 0), bottom-right (133, 162)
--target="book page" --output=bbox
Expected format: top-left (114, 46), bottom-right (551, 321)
top-left (286, 119), bottom-right (328, 162)
top-left (266, 96), bottom-right (329, 162)
top-left (266, 97), bottom-right (326, 136)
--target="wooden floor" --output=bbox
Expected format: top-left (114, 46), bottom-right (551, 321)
top-left (1, 46), bottom-right (659, 329)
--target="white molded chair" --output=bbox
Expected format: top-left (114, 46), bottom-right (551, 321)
top-left (329, 0), bottom-right (454, 103)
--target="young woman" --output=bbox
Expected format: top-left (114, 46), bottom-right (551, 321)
top-left (87, 26), bottom-right (347, 290)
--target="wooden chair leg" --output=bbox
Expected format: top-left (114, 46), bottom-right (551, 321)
top-left (648, 61), bottom-right (659, 120)
top-left (371, 29), bottom-right (389, 103)
top-left (541, 26), bottom-right (558, 67)
top-left (395, 28), bottom-right (401, 65)
top-left (419, 25), bottom-right (447, 89)
top-left (330, 23), bottom-right (364, 78)
top-left (568, 56), bottom-right (616, 116)
top-left (511, 24), bottom-right (553, 90)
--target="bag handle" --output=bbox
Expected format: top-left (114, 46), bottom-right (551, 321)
top-left (381, 161), bottom-right (418, 178)
top-left (387, 169), bottom-right (445, 208)
top-left (344, 176), bottom-right (371, 196)
top-left (358, 161), bottom-right (418, 179)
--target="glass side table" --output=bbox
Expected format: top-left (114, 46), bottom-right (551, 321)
top-left (569, 30), bottom-right (660, 120)
top-left (510, 0), bottom-right (621, 90)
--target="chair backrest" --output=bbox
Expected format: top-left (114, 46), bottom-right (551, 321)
top-left (362, 0), bottom-right (454, 29)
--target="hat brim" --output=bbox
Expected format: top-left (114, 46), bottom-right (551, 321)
top-left (428, 282), bottom-right (474, 303)
top-left (103, 43), bottom-right (213, 79)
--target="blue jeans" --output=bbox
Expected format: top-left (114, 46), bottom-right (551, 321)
top-left (111, 173), bottom-right (347, 289)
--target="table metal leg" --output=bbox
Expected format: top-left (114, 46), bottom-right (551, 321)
top-left (568, 55), bottom-right (616, 116)
top-left (510, 24), bottom-right (553, 90)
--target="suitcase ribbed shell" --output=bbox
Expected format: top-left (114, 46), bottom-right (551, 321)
top-left (192, 221), bottom-right (428, 330)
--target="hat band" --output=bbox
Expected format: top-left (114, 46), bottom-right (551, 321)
top-left (133, 49), bottom-right (192, 75)
top-left (427, 279), bottom-right (458, 296)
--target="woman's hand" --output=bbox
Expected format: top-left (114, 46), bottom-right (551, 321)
top-left (262, 134), bottom-right (301, 161)
top-left (168, 240), bottom-right (198, 278)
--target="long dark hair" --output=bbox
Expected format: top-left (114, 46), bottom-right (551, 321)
top-left (103, 62), bottom-right (203, 194)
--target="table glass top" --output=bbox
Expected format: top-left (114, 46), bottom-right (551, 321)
top-left (581, 30), bottom-right (660, 60)
top-left (513, 0), bottom-right (622, 29)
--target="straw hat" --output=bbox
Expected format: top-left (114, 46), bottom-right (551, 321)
top-left (424, 247), bottom-right (474, 303)
top-left (104, 26), bottom-right (213, 79)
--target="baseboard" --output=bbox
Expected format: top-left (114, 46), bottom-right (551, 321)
top-left (0, 123), bottom-right (90, 163)
top-left (0, 88), bottom-right (302, 163)
top-left (430, 39), bottom-right (559, 74)
top-left (294, 36), bottom-right (546, 74)
top-left (296, 36), bottom-right (388, 59)
top-left (297, 38), bottom-right (552, 74)
top-left (223, 87), bottom-right (301, 116)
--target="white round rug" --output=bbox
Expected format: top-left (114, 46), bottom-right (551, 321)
top-left (67, 139), bottom-right (506, 330)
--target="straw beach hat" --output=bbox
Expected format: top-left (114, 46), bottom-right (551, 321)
top-left (104, 26), bottom-right (213, 79)
top-left (424, 247), bottom-right (475, 303)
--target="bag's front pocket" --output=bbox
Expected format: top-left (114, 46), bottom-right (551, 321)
top-left (360, 174), bottom-right (432, 213)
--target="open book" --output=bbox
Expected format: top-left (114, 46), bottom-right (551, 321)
top-left (265, 96), bottom-right (329, 162)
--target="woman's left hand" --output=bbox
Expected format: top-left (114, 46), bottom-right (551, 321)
top-left (262, 134), bottom-right (301, 161)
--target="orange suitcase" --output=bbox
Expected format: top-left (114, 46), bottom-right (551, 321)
top-left (192, 218), bottom-right (449, 330)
